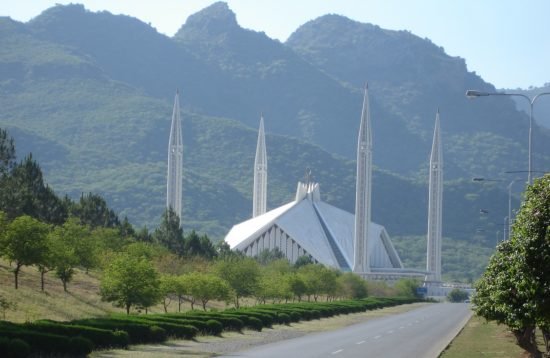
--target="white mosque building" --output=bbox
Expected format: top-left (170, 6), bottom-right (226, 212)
top-left (223, 86), bottom-right (441, 281)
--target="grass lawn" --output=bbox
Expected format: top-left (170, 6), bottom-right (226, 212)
top-left (440, 314), bottom-right (526, 358)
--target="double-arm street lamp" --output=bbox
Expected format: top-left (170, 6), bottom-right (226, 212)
top-left (466, 90), bottom-right (550, 184)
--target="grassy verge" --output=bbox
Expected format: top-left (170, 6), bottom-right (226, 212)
top-left (440, 315), bottom-right (525, 358)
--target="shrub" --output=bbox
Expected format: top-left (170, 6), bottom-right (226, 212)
top-left (0, 337), bottom-right (30, 358)
top-left (205, 320), bottom-right (223, 336)
top-left (246, 317), bottom-right (263, 331)
top-left (68, 336), bottom-right (94, 356)
top-left (278, 313), bottom-right (291, 325)
top-left (26, 321), bottom-right (129, 349)
top-left (70, 318), bottom-right (167, 344)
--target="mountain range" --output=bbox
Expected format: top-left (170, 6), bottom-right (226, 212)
top-left (1, 2), bottom-right (545, 279)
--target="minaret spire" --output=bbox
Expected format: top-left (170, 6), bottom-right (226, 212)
top-left (353, 84), bottom-right (373, 273)
top-left (167, 90), bottom-right (183, 222)
top-left (253, 114), bottom-right (267, 217)
top-left (426, 109), bottom-right (443, 282)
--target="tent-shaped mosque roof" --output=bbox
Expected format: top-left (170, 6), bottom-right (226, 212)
top-left (225, 182), bottom-right (403, 271)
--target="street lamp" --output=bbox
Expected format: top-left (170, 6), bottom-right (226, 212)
top-left (472, 177), bottom-right (521, 240)
top-left (465, 90), bottom-right (550, 184)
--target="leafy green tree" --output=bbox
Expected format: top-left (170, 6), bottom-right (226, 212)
top-left (297, 264), bottom-right (336, 301)
top-left (100, 252), bottom-right (160, 315)
top-left (337, 272), bottom-right (368, 299)
top-left (288, 273), bottom-right (307, 301)
top-left (70, 192), bottom-right (120, 228)
top-left (48, 219), bottom-right (92, 291)
top-left (154, 208), bottom-right (184, 256)
top-left (214, 256), bottom-right (260, 308)
top-left (159, 274), bottom-right (178, 313)
top-left (135, 225), bottom-right (153, 243)
top-left (256, 248), bottom-right (286, 265)
top-left (447, 288), bottom-right (469, 303)
top-left (474, 174), bottom-right (550, 357)
top-left (293, 255), bottom-right (313, 268)
top-left (1, 215), bottom-right (50, 289)
top-left (185, 272), bottom-right (231, 310)
top-left (0, 294), bottom-right (16, 320)
top-left (199, 234), bottom-right (217, 259)
top-left (394, 278), bottom-right (422, 298)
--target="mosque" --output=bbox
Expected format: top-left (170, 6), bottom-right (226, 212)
top-left (221, 86), bottom-right (443, 281)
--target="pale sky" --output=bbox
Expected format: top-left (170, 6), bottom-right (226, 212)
top-left (1, 0), bottom-right (549, 89)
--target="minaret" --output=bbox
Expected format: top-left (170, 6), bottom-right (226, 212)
top-left (167, 90), bottom-right (183, 222)
top-left (426, 110), bottom-right (443, 282)
top-left (353, 85), bottom-right (373, 273)
top-left (252, 115), bottom-right (267, 217)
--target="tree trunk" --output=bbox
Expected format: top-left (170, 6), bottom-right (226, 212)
top-left (541, 327), bottom-right (549, 357)
top-left (126, 304), bottom-right (130, 315)
top-left (62, 279), bottom-right (67, 292)
top-left (178, 296), bottom-right (182, 312)
top-left (513, 327), bottom-right (541, 358)
top-left (202, 300), bottom-right (207, 311)
top-left (14, 265), bottom-right (21, 289)
top-left (40, 271), bottom-right (46, 292)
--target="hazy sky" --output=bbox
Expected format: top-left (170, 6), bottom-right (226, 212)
top-left (2, 0), bottom-right (549, 89)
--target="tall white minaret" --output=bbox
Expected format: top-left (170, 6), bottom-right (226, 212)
top-left (353, 85), bottom-right (373, 273)
top-left (426, 110), bottom-right (443, 282)
top-left (252, 115), bottom-right (267, 217)
top-left (167, 90), bottom-right (183, 222)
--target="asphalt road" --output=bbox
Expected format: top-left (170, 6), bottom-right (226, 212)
top-left (221, 303), bottom-right (472, 358)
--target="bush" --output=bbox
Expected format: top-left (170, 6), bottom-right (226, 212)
top-left (205, 319), bottom-right (223, 336)
top-left (0, 329), bottom-right (93, 356)
top-left (70, 318), bottom-right (167, 344)
top-left (246, 317), bottom-right (263, 331)
top-left (0, 337), bottom-right (30, 358)
top-left (26, 321), bottom-right (129, 348)
top-left (68, 336), bottom-right (94, 356)
top-left (277, 312), bottom-right (291, 325)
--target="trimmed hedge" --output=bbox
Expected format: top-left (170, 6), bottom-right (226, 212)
top-left (71, 318), bottom-right (167, 344)
top-left (0, 337), bottom-right (30, 358)
top-left (25, 320), bottom-right (129, 349)
top-left (0, 328), bottom-right (93, 356)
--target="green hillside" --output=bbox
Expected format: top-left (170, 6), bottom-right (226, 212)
top-left (0, 2), bottom-right (530, 281)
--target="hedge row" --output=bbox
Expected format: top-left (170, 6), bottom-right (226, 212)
top-left (0, 297), bottom-right (422, 356)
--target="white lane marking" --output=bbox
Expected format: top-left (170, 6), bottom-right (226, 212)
top-left (331, 349), bottom-right (343, 354)
top-left (356, 340), bottom-right (365, 345)
top-left (407, 323), bottom-right (412, 326)
top-left (387, 330), bottom-right (394, 334)
top-left (399, 326), bottom-right (405, 330)
top-left (374, 335), bottom-right (382, 339)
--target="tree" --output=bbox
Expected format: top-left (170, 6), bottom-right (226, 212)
top-left (214, 257), bottom-right (260, 308)
top-left (474, 174), bottom-right (550, 357)
top-left (0, 215), bottom-right (50, 289)
top-left (70, 192), bottom-right (120, 228)
top-left (48, 219), bottom-right (92, 291)
top-left (100, 252), bottom-right (160, 315)
top-left (394, 278), bottom-right (422, 298)
top-left (154, 208), bottom-right (184, 256)
top-left (293, 255), bottom-right (313, 268)
top-left (255, 248), bottom-right (286, 265)
top-left (0, 294), bottom-right (16, 320)
top-left (0, 155), bottom-right (67, 225)
top-left (297, 264), bottom-right (336, 301)
top-left (337, 272), bottom-right (368, 299)
top-left (159, 274), bottom-right (178, 313)
top-left (447, 288), bottom-right (469, 303)
top-left (185, 272), bottom-right (231, 310)
top-left (0, 128), bottom-right (15, 176)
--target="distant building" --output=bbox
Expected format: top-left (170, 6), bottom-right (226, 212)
top-left (166, 90), bottom-right (183, 222)
top-left (224, 85), bottom-right (430, 280)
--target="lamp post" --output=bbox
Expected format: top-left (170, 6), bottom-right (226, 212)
top-left (465, 90), bottom-right (550, 184)
top-left (472, 177), bottom-right (521, 240)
